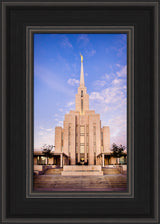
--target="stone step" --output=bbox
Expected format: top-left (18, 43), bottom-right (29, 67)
top-left (61, 171), bottom-right (103, 176)
top-left (45, 168), bottom-right (63, 175)
top-left (62, 165), bottom-right (103, 176)
top-left (102, 168), bottom-right (120, 175)
top-left (63, 165), bottom-right (102, 171)
top-left (34, 174), bottom-right (127, 191)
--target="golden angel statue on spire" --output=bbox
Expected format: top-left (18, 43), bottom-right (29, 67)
top-left (80, 53), bottom-right (83, 62)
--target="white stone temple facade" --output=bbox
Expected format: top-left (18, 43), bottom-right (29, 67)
top-left (54, 55), bottom-right (110, 166)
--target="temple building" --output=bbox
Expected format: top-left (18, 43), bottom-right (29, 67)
top-left (54, 55), bottom-right (110, 166)
top-left (34, 55), bottom-right (127, 169)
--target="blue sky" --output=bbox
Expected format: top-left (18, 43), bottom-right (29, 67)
top-left (34, 33), bottom-right (127, 150)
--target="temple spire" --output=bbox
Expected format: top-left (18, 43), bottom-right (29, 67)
top-left (80, 54), bottom-right (85, 87)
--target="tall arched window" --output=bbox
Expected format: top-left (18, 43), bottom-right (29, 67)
top-left (81, 99), bottom-right (83, 114)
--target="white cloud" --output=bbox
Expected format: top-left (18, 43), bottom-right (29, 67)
top-left (35, 126), bottom-right (55, 149)
top-left (116, 64), bottom-right (121, 67)
top-left (85, 72), bottom-right (88, 76)
top-left (34, 66), bottom-right (73, 96)
top-left (46, 128), bottom-right (53, 132)
top-left (111, 35), bottom-right (127, 57)
top-left (37, 133), bottom-right (54, 148)
top-left (38, 131), bottom-right (44, 136)
top-left (90, 92), bottom-right (104, 101)
top-left (89, 72), bottom-right (127, 147)
top-left (108, 115), bottom-right (126, 129)
top-left (104, 74), bottom-right (110, 79)
top-left (77, 34), bottom-right (89, 44)
top-left (61, 36), bottom-right (73, 48)
top-left (117, 47), bottom-right (125, 57)
top-left (117, 65), bottom-right (127, 77)
top-left (93, 80), bottom-right (106, 87)
top-left (108, 114), bottom-right (127, 146)
top-left (67, 78), bottom-right (79, 86)
top-left (57, 121), bottom-right (63, 126)
top-left (103, 87), bottom-right (125, 105)
top-left (103, 73), bottom-right (115, 80)
top-left (66, 101), bottom-right (74, 107)
top-left (85, 49), bottom-right (96, 57)
top-left (38, 127), bottom-right (53, 133)
top-left (89, 50), bottom-right (96, 56)
top-left (77, 34), bottom-right (95, 57)
top-left (112, 78), bottom-right (122, 85)
top-left (70, 73), bottom-right (76, 77)
top-left (103, 106), bottom-right (110, 112)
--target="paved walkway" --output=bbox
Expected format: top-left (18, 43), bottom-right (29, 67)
top-left (34, 174), bottom-right (127, 192)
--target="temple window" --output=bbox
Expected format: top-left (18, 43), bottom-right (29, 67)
top-left (81, 99), bottom-right (83, 114)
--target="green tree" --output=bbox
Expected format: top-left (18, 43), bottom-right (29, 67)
top-left (41, 144), bottom-right (54, 165)
top-left (111, 143), bottom-right (125, 158)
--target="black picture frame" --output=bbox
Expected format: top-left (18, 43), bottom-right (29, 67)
top-left (0, 1), bottom-right (159, 224)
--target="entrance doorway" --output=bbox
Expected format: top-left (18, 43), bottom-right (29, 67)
top-left (80, 158), bottom-right (84, 165)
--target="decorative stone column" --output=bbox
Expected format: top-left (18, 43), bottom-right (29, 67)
top-left (102, 153), bottom-right (105, 167)
top-left (77, 125), bottom-right (80, 163)
top-left (84, 125), bottom-right (87, 163)
top-left (60, 154), bottom-right (63, 167)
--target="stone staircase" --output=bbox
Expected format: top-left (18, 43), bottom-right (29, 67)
top-left (102, 167), bottom-right (121, 175)
top-left (44, 166), bottom-right (121, 175)
top-left (34, 174), bottom-right (127, 191)
top-left (61, 165), bottom-right (103, 176)
top-left (44, 166), bottom-right (122, 176)
top-left (45, 168), bottom-right (63, 175)
top-left (34, 166), bottom-right (127, 191)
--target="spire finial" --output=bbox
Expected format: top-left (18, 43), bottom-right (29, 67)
top-left (80, 54), bottom-right (85, 87)
top-left (80, 53), bottom-right (83, 62)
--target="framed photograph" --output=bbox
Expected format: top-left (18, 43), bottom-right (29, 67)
top-left (30, 28), bottom-right (133, 196)
top-left (1, 1), bottom-right (159, 223)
